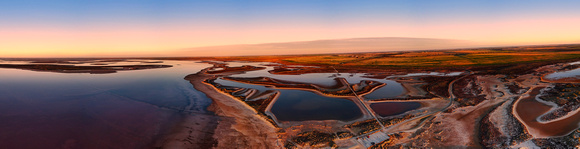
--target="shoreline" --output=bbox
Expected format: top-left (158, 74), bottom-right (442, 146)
top-left (164, 59), bottom-right (580, 148)
top-left (513, 86), bottom-right (580, 138)
top-left (184, 70), bottom-right (282, 149)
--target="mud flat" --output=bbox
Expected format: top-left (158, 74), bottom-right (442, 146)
top-left (402, 98), bottom-right (505, 147)
top-left (480, 97), bottom-right (531, 148)
top-left (184, 70), bottom-right (282, 149)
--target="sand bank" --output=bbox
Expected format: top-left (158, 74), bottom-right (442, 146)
top-left (184, 70), bottom-right (282, 149)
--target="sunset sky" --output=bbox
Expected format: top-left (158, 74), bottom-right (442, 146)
top-left (1, 0), bottom-right (580, 57)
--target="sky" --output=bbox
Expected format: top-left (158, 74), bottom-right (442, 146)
top-left (1, 0), bottom-right (580, 57)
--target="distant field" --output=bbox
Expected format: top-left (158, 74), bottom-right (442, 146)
top-left (207, 44), bottom-right (580, 69)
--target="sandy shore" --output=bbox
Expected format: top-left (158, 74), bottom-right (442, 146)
top-left (184, 70), bottom-right (282, 149)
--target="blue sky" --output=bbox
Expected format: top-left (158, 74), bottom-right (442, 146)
top-left (1, 0), bottom-right (580, 57)
top-left (2, 0), bottom-right (578, 27)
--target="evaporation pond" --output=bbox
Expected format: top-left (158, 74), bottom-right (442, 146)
top-left (214, 78), bottom-right (364, 122)
top-left (271, 90), bottom-right (363, 121)
top-left (370, 102), bottom-right (421, 117)
top-left (544, 67), bottom-right (580, 80)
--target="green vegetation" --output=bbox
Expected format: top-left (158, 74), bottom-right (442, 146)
top-left (280, 50), bottom-right (580, 67)
top-left (290, 131), bottom-right (336, 147)
top-left (538, 84), bottom-right (580, 121)
top-left (532, 128), bottom-right (580, 148)
top-left (202, 45), bottom-right (580, 71)
top-left (369, 133), bottom-right (404, 149)
top-left (540, 84), bottom-right (580, 106)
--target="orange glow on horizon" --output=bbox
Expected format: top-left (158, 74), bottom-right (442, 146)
top-left (1, 16), bottom-right (580, 57)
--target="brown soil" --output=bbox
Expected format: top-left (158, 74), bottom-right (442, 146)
top-left (452, 75), bottom-right (487, 107)
top-left (420, 76), bottom-right (462, 98)
top-left (184, 70), bottom-right (282, 149)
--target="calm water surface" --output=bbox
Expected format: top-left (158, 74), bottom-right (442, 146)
top-left (545, 67), bottom-right (580, 80)
top-left (216, 62), bottom-right (415, 122)
top-left (214, 78), bottom-right (364, 122)
top-left (370, 102), bottom-right (421, 117)
top-left (0, 60), bottom-right (429, 147)
top-left (0, 61), bottom-right (212, 148)
top-left (228, 62), bottom-right (406, 100)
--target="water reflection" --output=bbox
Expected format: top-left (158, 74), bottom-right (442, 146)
top-left (544, 68), bottom-right (580, 80)
top-left (272, 90), bottom-right (362, 121)
top-left (370, 102), bottom-right (421, 117)
top-left (214, 78), bottom-right (363, 122)
top-left (226, 61), bottom-right (406, 100)
top-left (0, 60), bottom-right (212, 148)
top-left (213, 61), bottom-right (415, 122)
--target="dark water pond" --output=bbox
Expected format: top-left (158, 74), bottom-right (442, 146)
top-left (370, 102), bottom-right (421, 117)
top-left (214, 62), bottom-right (435, 122)
top-left (214, 78), bottom-right (364, 122)
top-left (271, 90), bottom-right (362, 121)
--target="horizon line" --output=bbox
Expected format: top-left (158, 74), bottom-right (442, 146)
top-left (2, 42), bottom-right (579, 59)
